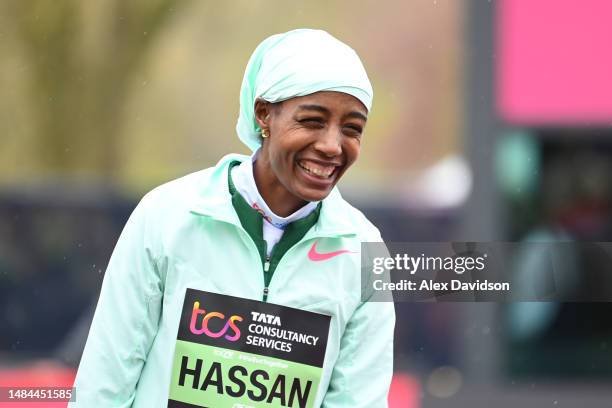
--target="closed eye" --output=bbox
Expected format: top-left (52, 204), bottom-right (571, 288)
top-left (343, 124), bottom-right (363, 136)
top-left (298, 117), bottom-right (325, 127)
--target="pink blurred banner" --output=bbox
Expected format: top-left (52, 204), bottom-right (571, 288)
top-left (0, 363), bottom-right (419, 407)
top-left (389, 372), bottom-right (420, 408)
top-left (0, 361), bottom-right (75, 408)
top-left (497, 0), bottom-right (612, 125)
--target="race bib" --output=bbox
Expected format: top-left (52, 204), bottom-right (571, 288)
top-left (168, 289), bottom-right (331, 408)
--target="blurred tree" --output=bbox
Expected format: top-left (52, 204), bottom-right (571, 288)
top-left (1, 0), bottom-right (464, 195)
top-left (0, 0), bottom-right (188, 179)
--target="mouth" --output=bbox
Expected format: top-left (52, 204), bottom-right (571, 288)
top-left (297, 159), bottom-right (339, 179)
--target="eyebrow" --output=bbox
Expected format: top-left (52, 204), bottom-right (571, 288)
top-left (297, 104), bottom-right (368, 122)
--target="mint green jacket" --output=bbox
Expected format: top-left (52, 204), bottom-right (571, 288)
top-left (71, 154), bottom-right (395, 407)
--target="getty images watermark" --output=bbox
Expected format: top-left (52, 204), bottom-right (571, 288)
top-left (361, 242), bottom-right (612, 302)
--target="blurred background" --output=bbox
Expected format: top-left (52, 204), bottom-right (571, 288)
top-left (1, 0), bottom-right (612, 407)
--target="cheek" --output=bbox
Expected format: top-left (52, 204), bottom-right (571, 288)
top-left (344, 139), bottom-right (361, 167)
top-left (268, 141), bottom-right (296, 180)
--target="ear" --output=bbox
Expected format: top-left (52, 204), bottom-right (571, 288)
top-left (254, 98), bottom-right (272, 133)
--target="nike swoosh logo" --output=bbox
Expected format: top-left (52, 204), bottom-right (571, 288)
top-left (308, 240), bottom-right (355, 261)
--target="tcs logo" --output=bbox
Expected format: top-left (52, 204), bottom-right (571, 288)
top-left (189, 301), bottom-right (243, 342)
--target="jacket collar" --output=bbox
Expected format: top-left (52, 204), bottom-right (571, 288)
top-left (190, 153), bottom-right (357, 239)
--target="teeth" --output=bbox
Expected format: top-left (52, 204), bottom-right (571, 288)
top-left (298, 161), bottom-right (335, 178)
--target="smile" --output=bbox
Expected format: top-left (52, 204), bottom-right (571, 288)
top-left (297, 160), bottom-right (337, 179)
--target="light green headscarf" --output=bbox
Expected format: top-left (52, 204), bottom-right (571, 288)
top-left (236, 28), bottom-right (374, 152)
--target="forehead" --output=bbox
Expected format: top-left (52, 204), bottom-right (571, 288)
top-left (278, 91), bottom-right (368, 118)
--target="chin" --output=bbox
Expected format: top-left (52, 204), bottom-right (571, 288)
top-left (296, 185), bottom-right (335, 203)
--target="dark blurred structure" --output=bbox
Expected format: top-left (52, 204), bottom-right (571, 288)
top-left (501, 131), bottom-right (612, 379)
top-left (444, 1), bottom-right (612, 406)
top-left (463, 0), bottom-right (612, 391)
top-left (0, 186), bottom-right (134, 365)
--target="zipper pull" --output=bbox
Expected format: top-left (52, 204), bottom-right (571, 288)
top-left (264, 257), bottom-right (270, 272)
top-left (263, 287), bottom-right (269, 300)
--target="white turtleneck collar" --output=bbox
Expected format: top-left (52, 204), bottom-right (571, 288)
top-left (231, 149), bottom-right (318, 255)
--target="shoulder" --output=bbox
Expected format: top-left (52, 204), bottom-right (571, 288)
top-left (124, 154), bottom-right (248, 254)
top-left (137, 167), bottom-right (214, 216)
top-left (321, 188), bottom-right (383, 242)
top-left (138, 153), bottom-right (247, 214)
top-left (121, 167), bottom-right (216, 255)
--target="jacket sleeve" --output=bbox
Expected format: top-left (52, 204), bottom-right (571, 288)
top-left (70, 193), bottom-right (164, 407)
top-left (322, 232), bottom-right (395, 407)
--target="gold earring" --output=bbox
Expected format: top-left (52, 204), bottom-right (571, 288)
top-left (261, 129), bottom-right (268, 138)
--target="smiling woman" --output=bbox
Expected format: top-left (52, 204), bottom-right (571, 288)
top-left (253, 91), bottom-right (367, 215)
top-left (71, 29), bottom-right (395, 408)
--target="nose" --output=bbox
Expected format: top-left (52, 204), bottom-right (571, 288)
top-left (313, 127), bottom-right (342, 157)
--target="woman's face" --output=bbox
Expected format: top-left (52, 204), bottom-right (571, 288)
top-left (254, 91), bottom-right (367, 214)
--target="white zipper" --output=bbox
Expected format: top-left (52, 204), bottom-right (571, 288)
top-left (264, 257), bottom-right (270, 272)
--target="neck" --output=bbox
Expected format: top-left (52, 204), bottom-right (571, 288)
top-left (253, 156), bottom-right (307, 217)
